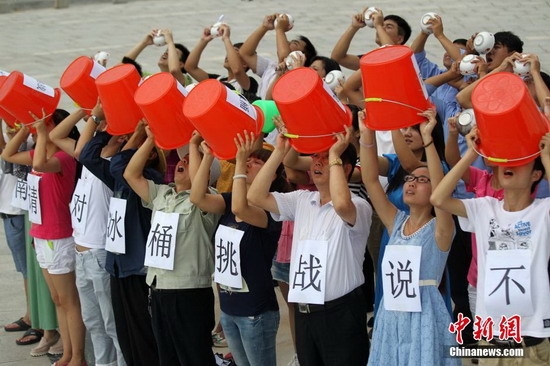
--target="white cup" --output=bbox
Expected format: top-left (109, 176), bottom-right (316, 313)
top-left (94, 51), bottom-right (110, 62)
top-left (324, 70), bottom-right (346, 91)
top-left (457, 109), bottom-right (476, 136)
top-left (153, 30), bottom-right (166, 47)
top-left (285, 50), bottom-right (305, 70)
top-left (364, 7), bottom-right (378, 28)
top-left (210, 22), bottom-right (224, 37)
top-left (513, 55), bottom-right (531, 78)
top-left (274, 13), bottom-right (294, 31)
top-left (186, 83), bottom-right (199, 93)
top-left (459, 54), bottom-right (479, 75)
top-left (420, 12), bottom-right (438, 34)
top-left (474, 32), bottom-right (495, 54)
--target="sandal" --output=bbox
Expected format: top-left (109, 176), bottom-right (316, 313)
top-left (4, 317), bottom-right (31, 332)
top-left (16, 328), bottom-right (44, 345)
top-left (212, 331), bottom-right (228, 348)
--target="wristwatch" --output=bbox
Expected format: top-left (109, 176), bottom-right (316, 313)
top-left (329, 158), bottom-right (343, 167)
top-left (91, 115), bottom-right (103, 125)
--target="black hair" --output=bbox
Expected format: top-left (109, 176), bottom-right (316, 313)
top-left (346, 104), bottom-right (361, 132)
top-left (453, 38), bottom-right (468, 47)
top-left (174, 43), bottom-right (190, 73)
top-left (386, 113), bottom-right (446, 194)
top-left (494, 31), bottom-right (523, 53)
top-left (233, 42), bottom-right (244, 49)
top-left (297, 35), bottom-right (318, 67)
top-left (52, 109), bottom-right (80, 142)
top-left (121, 56), bottom-right (143, 77)
top-left (384, 15), bottom-right (412, 45)
top-left (531, 156), bottom-right (544, 193)
top-left (250, 148), bottom-right (292, 193)
top-left (310, 56), bottom-right (341, 75)
top-left (341, 144), bottom-right (358, 181)
top-left (540, 71), bottom-right (550, 90)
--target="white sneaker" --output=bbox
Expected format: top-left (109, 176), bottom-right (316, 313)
top-left (287, 353), bottom-right (300, 366)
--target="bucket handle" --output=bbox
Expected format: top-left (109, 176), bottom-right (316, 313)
top-left (365, 98), bottom-right (425, 113)
top-left (473, 145), bottom-right (542, 163)
top-left (283, 131), bottom-right (344, 139)
top-left (14, 112), bottom-right (53, 129)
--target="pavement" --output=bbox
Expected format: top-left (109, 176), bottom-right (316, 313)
top-left (0, 0), bottom-right (548, 364)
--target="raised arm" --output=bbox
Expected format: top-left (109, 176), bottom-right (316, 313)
top-left (162, 29), bottom-right (189, 86)
top-left (331, 12), bottom-right (365, 70)
top-left (359, 111), bottom-right (397, 231)
top-left (430, 16), bottom-right (462, 63)
top-left (184, 28), bottom-right (213, 83)
top-left (391, 129), bottom-right (424, 173)
top-left (425, 61), bottom-right (462, 89)
top-left (1, 125), bottom-right (32, 166)
top-left (74, 100), bottom-right (106, 160)
top-left (189, 141), bottom-right (225, 214)
top-left (372, 10), bottom-right (396, 46)
top-left (124, 30), bottom-right (154, 61)
top-left (523, 53), bottom-right (550, 108)
top-left (220, 25), bottom-right (251, 91)
top-left (123, 126), bottom-right (155, 203)
top-left (444, 115), bottom-right (472, 184)
top-left (342, 69), bottom-right (365, 108)
top-left (49, 108), bottom-right (86, 156)
top-left (274, 14), bottom-right (292, 63)
top-left (239, 15), bottom-right (275, 73)
top-left (187, 131), bottom-right (203, 184)
top-left (419, 110), bottom-right (454, 251)
top-left (32, 118), bottom-right (61, 173)
top-left (122, 120), bottom-right (147, 151)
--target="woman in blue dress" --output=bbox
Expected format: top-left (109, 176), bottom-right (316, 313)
top-left (361, 109), bottom-right (460, 365)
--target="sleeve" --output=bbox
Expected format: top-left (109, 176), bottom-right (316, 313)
top-left (415, 50), bottom-right (444, 79)
top-left (457, 197), bottom-right (485, 233)
top-left (245, 76), bottom-right (259, 94)
top-left (79, 132), bottom-right (115, 190)
top-left (347, 197), bottom-right (373, 235)
top-left (382, 154), bottom-right (401, 180)
top-left (425, 83), bottom-right (437, 96)
top-left (110, 149), bottom-right (136, 191)
top-left (465, 166), bottom-right (483, 193)
top-left (255, 55), bottom-right (276, 78)
top-left (142, 179), bottom-right (163, 210)
top-left (270, 190), bottom-right (303, 222)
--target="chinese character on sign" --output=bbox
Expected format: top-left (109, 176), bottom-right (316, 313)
top-left (15, 180), bottom-right (28, 200)
top-left (498, 315), bottom-right (522, 343)
top-left (292, 254), bottom-right (322, 292)
top-left (448, 313), bottom-right (472, 345)
top-left (148, 223), bottom-right (173, 258)
top-left (107, 210), bottom-right (123, 241)
top-left (29, 185), bottom-right (39, 214)
top-left (216, 238), bottom-right (238, 276)
top-left (71, 194), bottom-right (88, 223)
top-left (385, 259), bottom-right (417, 299)
top-left (488, 266), bottom-right (526, 305)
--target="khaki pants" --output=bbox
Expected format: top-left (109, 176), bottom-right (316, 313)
top-left (479, 338), bottom-right (550, 365)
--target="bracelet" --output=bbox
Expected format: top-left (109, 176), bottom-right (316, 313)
top-left (232, 174), bottom-right (248, 180)
top-left (423, 140), bottom-right (434, 148)
top-left (359, 139), bottom-right (375, 148)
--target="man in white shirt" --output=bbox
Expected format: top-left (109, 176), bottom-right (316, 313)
top-left (249, 129), bottom-right (372, 366)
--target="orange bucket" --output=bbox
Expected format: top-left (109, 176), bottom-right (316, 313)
top-left (360, 45), bottom-right (431, 130)
top-left (134, 73), bottom-right (194, 150)
top-left (60, 56), bottom-right (105, 114)
top-left (0, 75), bottom-right (19, 128)
top-left (272, 67), bottom-right (352, 154)
top-left (472, 72), bottom-right (550, 166)
top-left (95, 64), bottom-right (143, 135)
top-left (182, 79), bottom-right (264, 160)
top-left (0, 71), bottom-right (60, 126)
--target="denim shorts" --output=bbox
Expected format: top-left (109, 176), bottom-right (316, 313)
top-left (271, 260), bottom-right (290, 284)
top-left (3, 215), bottom-right (27, 277)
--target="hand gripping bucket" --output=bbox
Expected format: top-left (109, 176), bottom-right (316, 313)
top-left (472, 72), bottom-right (550, 166)
top-left (95, 64), bottom-right (143, 135)
top-left (0, 75), bottom-right (19, 127)
top-left (182, 79), bottom-right (264, 160)
top-left (360, 45), bottom-right (431, 130)
top-left (60, 56), bottom-right (105, 114)
top-left (0, 71), bottom-right (61, 126)
top-left (134, 73), bottom-right (194, 150)
top-left (272, 67), bottom-right (352, 153)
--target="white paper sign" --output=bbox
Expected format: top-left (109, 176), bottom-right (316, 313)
top-left (144, 211), bottom-right (180, 270)
top-left (289, 239), bottom-right (328, 305)
top-left (382, 245), bottom-right (422, 312)
top-left (70, 178), bottom-right (92, 232)
top-left (26, 174), bottom-right (42, 224)
top-left (11, 178), bottom-right (29, 210)
top-left (23, 74), bottom-right (55, 98)
top-left (89, 61), bottom-right (106, 79)
top-left (176, 80), bottom-right (189, 96)
top-left (484, 249), bottom-right (533, 317)
top-left (214, 225), bottom-right (245, 288)
top-left (225, 87), bottom-right (257, 120)
top-left (322, 81), bottom-right (346, 112)
top-left (105, 197), bottom-right (127, 254)
top-left (411, 54), bottom-right (429, 99)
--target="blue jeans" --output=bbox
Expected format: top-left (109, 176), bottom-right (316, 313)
top-left (220, 310), bottom-right (279, 366)
top-left (3, 215), bottom-right (27, 278)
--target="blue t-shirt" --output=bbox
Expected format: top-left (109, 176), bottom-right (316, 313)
top-left (218, 193), bottom-right (281, 316)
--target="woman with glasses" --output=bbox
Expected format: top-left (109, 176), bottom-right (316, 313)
top-left (361, 109), bottom-right (460, 365)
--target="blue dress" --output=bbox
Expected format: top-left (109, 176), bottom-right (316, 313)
top-left (368, 211), bottom-right (460, 366)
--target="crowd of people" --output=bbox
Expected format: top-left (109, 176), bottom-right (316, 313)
top-left (1, 4), bottom-right (550, 366)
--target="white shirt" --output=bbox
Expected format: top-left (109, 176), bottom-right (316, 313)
top-left (459, 197), bottom-right (550, 337)
top-left (255, 54), bottom-right (278, 101)
top-left (72, 166), bottom-right (113, 249)
top-left (0, 164), bottom-right (24, 216)
top-left (272, 190), bottom-right (372, 301)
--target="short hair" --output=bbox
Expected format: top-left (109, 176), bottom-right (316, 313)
top-left (121, 56), bottom-right (143, 77)
top-left (251, 149), bottom-right (291, 193)
top-left (310, 56), bottom-right (341, 74)
top-left (384, 15), bottom-right (412, 44)
top-left (298, 35), bottom-right (318, 67)
top-left (540, 71), bottom-right (550, 90)
top-left (494, 31), bottom-right (523, 53)
top-left (174, 43), bottom-right (190, 73)
top-left (340, 144), bottom-right (358, 181)
top-left (531, 156), bottom-right (544, 193)
top-left (53, 109), bottom-right (80, 143)
top-left (453, 38), bottom-right (468, 47)
top-left (346, 104), bottom-right (361, 132)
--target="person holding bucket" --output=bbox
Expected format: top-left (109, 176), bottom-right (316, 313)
top-left (1, 110), bottom-right (86, 366)
top-left (361, 109), bottom-right (460, 365)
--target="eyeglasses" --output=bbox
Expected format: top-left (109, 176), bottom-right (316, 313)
top-left (404, 175), bottom-right (431, 184)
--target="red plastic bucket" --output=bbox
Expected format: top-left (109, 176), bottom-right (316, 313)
top-left (272, 67), bottom-right (352, 154)
top-left (60, 56), bottom-right (105, 114)
top-left (182, 79), bottom-right (264, 160)
top-left (472, 72), bottom-right (550, 166)
top-left (95, 64), bottom-right (143, 135)
top-left (0, 76), bottom-right (19, 127)
top-left (134, 73), bottom-right (194, 150)
top-left (360, 45), bottom-right (431, 130)
top-left (0, 71), bottom-right (61, 126)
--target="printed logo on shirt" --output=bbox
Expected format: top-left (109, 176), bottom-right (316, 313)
top-left (543, 319), bottom-right (550, 328)
top-left (487, 218), bottom-right (531, 250)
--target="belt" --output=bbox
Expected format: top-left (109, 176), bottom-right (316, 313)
top-left (297, 287), bottom-right (362, 314)
top-left (489, 336), bottom-right (545, 348)
top-left (419, 279), bottom-right (438, 286)
top-left (0, 213), bottom-right (20, 219)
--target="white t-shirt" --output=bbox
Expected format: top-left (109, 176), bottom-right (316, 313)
top-left (72, 166), bottom-right (113, 249)
top-left (459, 197), bottom-right (550, 337)
top-left (272, 190), bottom-right (372, 301)
top-left (0, 164), bottom-right (24, 216)
top-left (255, 54), bottom-right (278, 101)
